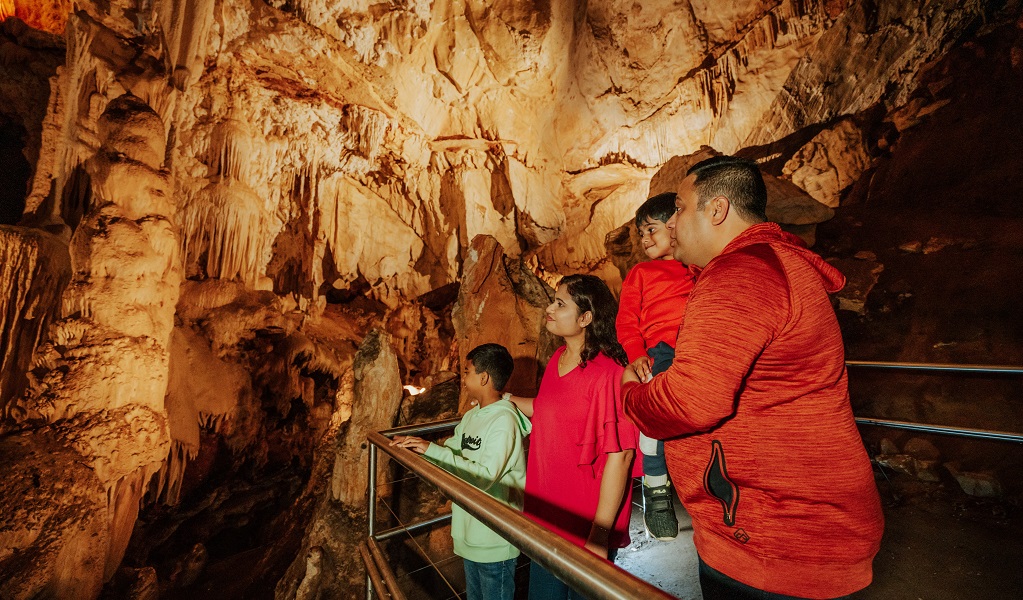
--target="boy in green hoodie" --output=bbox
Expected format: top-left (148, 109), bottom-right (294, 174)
top-left (391, 343), bottom-right (530, 600)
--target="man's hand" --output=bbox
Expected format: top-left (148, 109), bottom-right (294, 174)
top-left (628, 356), bottom-right (653, 383)
top-left (390, 435), bottom-right (430, 454)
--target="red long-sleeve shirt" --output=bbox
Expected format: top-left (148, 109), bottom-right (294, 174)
top-left (623, 223), bottom-right (883, 599)
top-left (616, 259), bottom-right (695, 363)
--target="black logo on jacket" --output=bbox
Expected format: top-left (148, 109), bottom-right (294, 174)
top-left (461, 433), bottom-right (482, 451)
top-left (703, 440), bottom-right (740, 526)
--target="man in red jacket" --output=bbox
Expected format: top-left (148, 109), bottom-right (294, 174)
top-left (622, 156), bottom-right (883, 600)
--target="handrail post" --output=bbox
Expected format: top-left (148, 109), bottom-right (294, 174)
top-left (367, 442), bottom-right (378, 600)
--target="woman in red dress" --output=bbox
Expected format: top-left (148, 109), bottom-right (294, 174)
top-left (512, 274), bottom-right (641, 600)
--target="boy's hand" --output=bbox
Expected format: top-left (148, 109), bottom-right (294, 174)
top-left (629, 356), bottom-right (653, 383)
top-left (390, 435), bottom-right (430, 454)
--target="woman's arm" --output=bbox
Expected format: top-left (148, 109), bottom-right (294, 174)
top-left (505, 393), bottom-right (535, 418)
top-left (585, 449), bottom-right (635, 557)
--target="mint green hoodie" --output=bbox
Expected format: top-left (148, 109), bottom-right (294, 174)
top-left (423, 398), bottom-right (531, 563)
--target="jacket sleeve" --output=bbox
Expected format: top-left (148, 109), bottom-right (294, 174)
top-left (616, 265), bottom-right (648, 363)
top-left (623, 251), bottom-right (789, 439)
top-left (423, 415), bottom-right (518, 493)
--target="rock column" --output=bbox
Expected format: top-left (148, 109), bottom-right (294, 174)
top-left (0, 93), bottom-right (181, 596)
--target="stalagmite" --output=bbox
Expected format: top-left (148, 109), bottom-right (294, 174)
top-left (331, 328), bottom-right (403, 505)
top-left (452, 234), bottom-right (557, 410)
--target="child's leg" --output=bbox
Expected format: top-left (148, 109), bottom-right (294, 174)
top-left (464, 558), bottom-right (482, 600)
top-left (640, 434), bottom-right (668, 487)
top-left (467, 558), bottom-right (516, 600)
top-left (643, 341), bottom-right (675, 484)
top-left (642, 342), bottom-right (678, 540)
top-left (528, 559), bottom-right (572, 600)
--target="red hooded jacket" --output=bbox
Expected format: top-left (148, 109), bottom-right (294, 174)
top-left (623, 223), bottom-right (883, 599)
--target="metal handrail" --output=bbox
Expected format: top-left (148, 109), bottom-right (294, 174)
top-left (360, 542), bottom-right (396, 600)
top-left (367, 427), bottom-right (675, 600)
top-left (854, 417), bottom-right (1023, 443)
top-left (847, 360), bottom-right (1023, 442)
top-left (366, 538), bottom-right (408, 600)
top-left (846, 360), bottom-right (1023, 374)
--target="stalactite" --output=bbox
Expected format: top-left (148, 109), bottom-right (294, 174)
top-left (211, 119), bottom-right (254, 181)
top-left (181, 181), bottom-right (267, 286)
top-left (156, 0), bottom-right (217, 89)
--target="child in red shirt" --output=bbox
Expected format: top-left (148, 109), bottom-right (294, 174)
top-left (615, 192), bottom-right (696, 540)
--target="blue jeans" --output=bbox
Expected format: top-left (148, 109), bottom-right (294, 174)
top-left (642, 342), bottom-right (675, 477)
top-left (698, 558), bottom-right (851, 600)
top-left (528, 550), bottom-right (618, 600)
top-left (464, 557), bottom-right (516, 600)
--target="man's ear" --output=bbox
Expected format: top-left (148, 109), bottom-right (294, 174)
top-left (709, 195), bottom-right (730, 226)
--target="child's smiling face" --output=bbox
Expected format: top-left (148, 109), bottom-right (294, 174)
top-left (638, 217), bottom-right (674, 260)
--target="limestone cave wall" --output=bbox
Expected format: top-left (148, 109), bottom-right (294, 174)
top-left (1, 0), bottom-right (1021, 598)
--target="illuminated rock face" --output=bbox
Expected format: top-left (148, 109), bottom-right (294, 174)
top-left (6, 0), bottom-right (985, 308)
top-left (0, 0), bottom-right (1016, 598)
top-left (1, 93), bottom-right (179, 597)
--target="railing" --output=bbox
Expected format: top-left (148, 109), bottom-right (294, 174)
top-left (363, 421), bottom-right (676, 600)
top-left (848, 360), bottom-right (1023, 443)
top-left (362, 360), bottom-right (1023, 599)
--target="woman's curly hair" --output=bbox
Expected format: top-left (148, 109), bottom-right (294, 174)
top-left (559, 274), bottom-right (629, 368)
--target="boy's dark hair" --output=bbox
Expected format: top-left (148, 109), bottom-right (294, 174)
top-left (634, 192), bottom-right (678, 227)
top-left (687, 156), bottom-right (768, 223)
top-left (559, 274), bottom-right (629, 368)
top-left (465, 343), bottom-right (514, 391)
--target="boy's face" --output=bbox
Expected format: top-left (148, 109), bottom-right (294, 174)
top-left (637, 217), bottom-right (674, 260)
top-left (463, 359), bottom-right (486, 402)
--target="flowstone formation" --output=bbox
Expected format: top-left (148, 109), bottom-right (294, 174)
top-left (0, 0), bottom-right (1020, 598)
top-left (1, 93), bottom-right (180, 598)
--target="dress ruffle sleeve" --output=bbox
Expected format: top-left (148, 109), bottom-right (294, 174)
top-left (576, 357), bottom-right (640, 477)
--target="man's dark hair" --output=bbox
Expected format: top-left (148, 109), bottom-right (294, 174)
top-left (465, 343), bottom-right (514, 391)
top-left (687, 156), bottom-right (768, 223)
top-left (634, 192), bottom-right (677, 227)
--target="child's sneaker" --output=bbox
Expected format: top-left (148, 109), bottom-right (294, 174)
top-left (643, 483), bottom-right (679, 541)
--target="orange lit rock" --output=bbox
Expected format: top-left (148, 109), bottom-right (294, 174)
top-left (3, 0), bottom-right (72, 35)
top-left (452, 235), bottom-right (558, 412)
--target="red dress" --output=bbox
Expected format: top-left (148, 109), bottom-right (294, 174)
top-left (524, 347), bottom-right (642, 549)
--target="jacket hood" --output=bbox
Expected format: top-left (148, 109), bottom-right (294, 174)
top-left (701, 222), bottom-right (846, 293)
top-left (484, 398), bottom-right (532, 436)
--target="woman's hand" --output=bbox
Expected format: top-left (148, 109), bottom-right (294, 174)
top-left (584, 523), bottom-right (610, 558)
top-left (587, 449), bottom-right (635, 560)
top-left (505, 394), bottom-right (535, 418)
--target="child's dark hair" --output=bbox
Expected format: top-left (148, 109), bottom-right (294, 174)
top-left (634, 192), bottom-right (677, 228)
top-left (559, 274), bottom-right (629, 368)
top-left (465, 343), bottom-right (515, 391)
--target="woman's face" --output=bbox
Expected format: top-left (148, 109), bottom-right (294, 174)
top-left (545, 284), bottom-right (591, 338)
